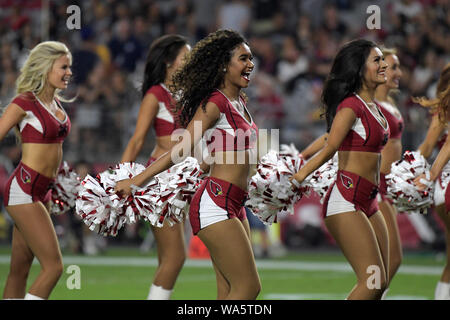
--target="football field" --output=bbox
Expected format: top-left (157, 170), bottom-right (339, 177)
top-left (0, 246), bottom-right (444, 300)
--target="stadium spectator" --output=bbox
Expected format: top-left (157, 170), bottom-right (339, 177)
top-left (108, 19), bottom-right (143, 73)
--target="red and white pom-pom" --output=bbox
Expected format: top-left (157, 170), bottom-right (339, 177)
top-left (439, 162), bottom-right (450, 187)
top-left (246, 144), bottom-right (310, 225)
top-left (50, 161), bottom-right (81, 215)
top-left (136, 157), bottom-right (203, 227)
top-left (305, 153), bottom-right (338, 203)
top-left (75, 162), bottom-right (146, 236)
top-left (385, 151), bottom-right (434, 214)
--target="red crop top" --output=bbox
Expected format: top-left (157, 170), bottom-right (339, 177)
top-left (146, 84), bottom-right (181, 136)
top-left (203, 90), bottom-right (258, 152)
top-left (377, 101), bottom-right (404, 140)
top-left (337, 94), bottom-right (389, 153)
top-left (11, 92), bottom-right (71, 144)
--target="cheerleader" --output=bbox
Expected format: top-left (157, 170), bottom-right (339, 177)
top-left (116, 29), bottom-right (261, 299)
top-left (373, 48), bottom-right (404, 298)
top-left (414, 63), bottom-right (450, 299)
top-left (291, 39), bottom-right (390, 299)
top-left (120, 35), bottom-right (191, 300)
top-left (0, 41), bottom-right (72, 299)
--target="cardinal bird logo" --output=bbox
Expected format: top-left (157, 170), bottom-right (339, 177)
top-left (20, 167), bottom-right (32, 184)
top-left (340, 173), bottom-right (354, 189)
top-left (209, 180), bottom-right (223, 196)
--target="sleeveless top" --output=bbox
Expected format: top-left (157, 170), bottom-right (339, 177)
top-left (11, 92), bottom-right (71, 144)
top-left (337, 94), bottom-right (389, 153)
top-left (146, 83), bottom-right (181, 136)
top-left (203, 90), bottom-right (258, 152)
top-left (377, 100), bottom-right (404, 140)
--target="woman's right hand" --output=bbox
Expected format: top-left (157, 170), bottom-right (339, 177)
top-left (289, 170), bottom-right (306, 188)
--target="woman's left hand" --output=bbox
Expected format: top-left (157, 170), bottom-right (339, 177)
top-left (413, 173), bottom-right (429, 191)
top-left (115, 179), bottom-right (134, 197)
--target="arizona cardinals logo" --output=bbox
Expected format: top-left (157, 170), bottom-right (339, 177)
top-left (340, 173), bottom-right (353, 189)
top-left (209, 180), bottom-right (223, 196)
top-left (20, 167), bottom-right (32, 184)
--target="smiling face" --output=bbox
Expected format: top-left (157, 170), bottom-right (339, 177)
top-left (363, 47), bottom-right (388, 89)
top-left (224, 43), bottom-right (254, 90)
top-left (47, 54), bottom-right (72, 90)
top-left (384, 54), bottom-right (402, 89)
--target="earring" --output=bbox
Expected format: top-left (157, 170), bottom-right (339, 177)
top-left (223, 68), bottom-right (226, 72)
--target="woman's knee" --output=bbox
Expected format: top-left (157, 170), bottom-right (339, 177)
top-left (42, 258), bottom-right (64, 279)
top-left (390, 253), bottom-right (402, 276)
top-left (235, 274), bottom-right (261, 299)
top-left (160, 248), bottom-right (186, 271)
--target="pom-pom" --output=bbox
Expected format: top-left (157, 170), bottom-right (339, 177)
top-left (439, 162), bottom-right (450, 187)
top-left (75, 158), bottom-right (203, 236)
top-left (246, 144), bottom-right (310, 225)
top-left (49, 161), bottom-right (81, 215)
top-left (304, 153), bottom-right (338, 203)
top-left (76, 162), bottom-right (146, 236)
top-left (136, 157), bottom-right (203, 227)
top-left (385, 151), bottom-right (434, 214)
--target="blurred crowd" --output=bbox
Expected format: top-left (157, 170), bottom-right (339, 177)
top-left (0, 0), bottom-right (449, 251)
top-left (1, 0), bottom-right (449, 163)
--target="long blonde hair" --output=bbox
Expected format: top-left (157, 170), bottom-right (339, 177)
top-left (16, 41), bottom-right (72, 102)
top-left (413, 63), bottom-right (450, 125)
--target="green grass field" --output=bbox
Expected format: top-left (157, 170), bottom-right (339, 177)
top-left (0, 245), bottom-right (445, 300)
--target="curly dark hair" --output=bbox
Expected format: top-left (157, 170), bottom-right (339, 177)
top-left (170, 29), bottom-right (248, 126)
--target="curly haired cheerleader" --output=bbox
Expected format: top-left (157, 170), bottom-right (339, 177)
top-left (291, 39), bottom-right (390, 300)
top-left (414, 63), bottom-right (450, 299)
top-left (120, 34), bottom-right (191, 300)
top-left (116, 29), bottom-right (261, 299)
top-left (1, 41), bottom-right (73, 299)
top-left (374, 48), bottom-right (404, 299)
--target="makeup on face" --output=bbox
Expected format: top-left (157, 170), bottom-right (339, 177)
top-left (48, 54), bottom-right (72, 89)
top-left (226, 43), bottom-right (254, 88)
top-left (364, 47), bottom-right (387, 87)
top-left (384, 54), bottom-right (402, 89)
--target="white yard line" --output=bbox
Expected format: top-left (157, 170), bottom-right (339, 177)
top-left (0, 255), bottom-right (442, 275)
